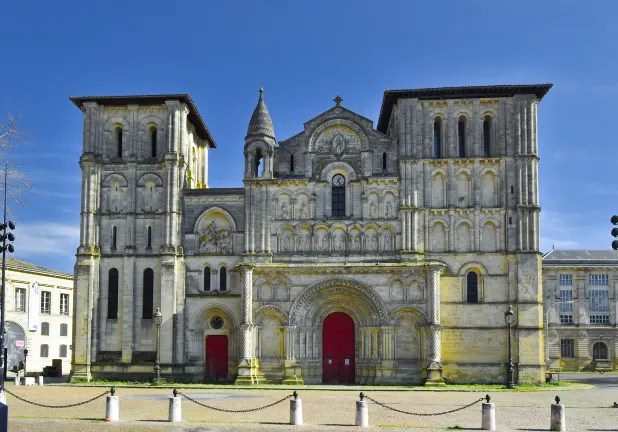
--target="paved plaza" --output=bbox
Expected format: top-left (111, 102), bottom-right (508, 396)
top-left (4, 381), bottom-right (618, 431)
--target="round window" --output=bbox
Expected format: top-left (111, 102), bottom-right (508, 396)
top-left (210, 316), bottom-right (224, 330)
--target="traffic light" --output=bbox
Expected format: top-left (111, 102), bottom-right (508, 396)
top-left (0, 221), bottom-right (16, 254)
top-left (610, 215), bottom-right (618, 250)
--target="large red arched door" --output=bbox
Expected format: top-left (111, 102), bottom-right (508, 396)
top-left (322, 312), bottom-right (355, 384)
top-left (205, 335), bottom-right (228, 382)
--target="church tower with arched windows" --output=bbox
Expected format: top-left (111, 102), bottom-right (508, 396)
top-left (71, 84), bottom-right (552, 386)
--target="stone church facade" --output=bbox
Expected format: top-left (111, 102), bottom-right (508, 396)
top-left (70, 83), bottom-right (551, 384)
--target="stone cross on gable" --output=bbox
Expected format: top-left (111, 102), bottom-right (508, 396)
top-left (333, 95), bottom-right (343, 106)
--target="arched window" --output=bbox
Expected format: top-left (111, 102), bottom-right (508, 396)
top-left (108, 268), bottom-right (119, 319)
top-left (115, 127), bottom-right (123, 158)
top-left (59, 344), bottom-right (68, 358)
top-left (147, 226), bottom-right (152, 249)
top-left (40, 344), bottom-right (49, 358)
top-left (433, 118), bottom-right (442, 158)
top-left (331, 174), bottom-right (346, 217)
top-left (111, 226), bottom-right (117, 249)
top-left (41, 322), bottom-right (49, 336)
top-left (593, 342), bottom-right (608, 360)
top-left (142, 268), bottom-right (154, 319)
top-left (255, 148), bottom-right (264, 177)
top-left (483, 116), bottom-right (492, 157)
top-left (382, 152), bottom-right (387, 170)
top-left (458, 116), bottom-right (466, 157)
top-left (290, 154), bottom-right (294, 172)
top-left (466, 271), bottom-right (479, 303)
top-left (60, 323), bottom-right (68, 336)
top-left (219, 266), bottom-right (227, 291)
top-left (204, 267), bottom-right (211, 291)
top-left (150, 126), bottom-right (157, 158)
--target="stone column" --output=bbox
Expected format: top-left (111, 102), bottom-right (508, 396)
top-left (235, 264), bottom-right (264, 384)
top-left (283, 326), bottom-right (303, 384)
top-left (426, 265), bottom-right (445, 385)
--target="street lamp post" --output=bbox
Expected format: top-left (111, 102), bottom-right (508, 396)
top-left (504, 305), bottom-right (515, 389)
top-left (23, 349), bottom-right (28, 377)
top-left (153, 307), bottom-right (162, 383)
top-left (546, 299), bottom-right (574, 366)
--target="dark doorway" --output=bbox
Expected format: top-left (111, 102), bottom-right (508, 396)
top-left (322, 312), bottom-right (355, 384)
top-left (205, 335), bottom-right (228, 382)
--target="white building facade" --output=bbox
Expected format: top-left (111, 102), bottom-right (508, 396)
top-left (3, 258), bottom-right (73, 376)
top-left (71, 84), bottom-right (551, 384)
top-left (543, 250), bottom-right (618, 371)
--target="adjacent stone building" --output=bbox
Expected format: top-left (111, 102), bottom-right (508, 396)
top-left (543, 250), bottom-right (618, 371)
top-left (3, 258), bottom-right (74, 376)
top-left (70, 83), bottom-right (551, 384)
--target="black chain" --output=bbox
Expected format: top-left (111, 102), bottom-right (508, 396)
top-left (4, 388), bottom-right (110, 408)
top-left (365, 395), bottom-right (485, 416)
top-left (179, 391), bottom-right (293, 413)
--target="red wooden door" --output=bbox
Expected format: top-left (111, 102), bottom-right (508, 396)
top-left (205, 335), bottom-right (228, 382)
top-left (322, 312), bottom-right (355, 384)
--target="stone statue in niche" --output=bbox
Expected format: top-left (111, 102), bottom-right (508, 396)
top-left (370, 202), bottom-right (377, 219)
top-left (385, 202), bottom-right (393, 219)
top-left (335, 234), bottom-right (344, 251)
top-left (298, 202), bottom-right (307, 219)
top-left (320, 235), bottom-right (328, 252)
top-left (283, 234), bottom-right (291, 252)
top-left (332, 134), bottom-right (346, 157)
top-left (383, 233), bottom-right (391, 250)
top-left (280, 202), bottom-right (289, 219)
top-left (352, 235), bottom-right (360, 251)
top-left (199, 221), bottom-right (231, 254)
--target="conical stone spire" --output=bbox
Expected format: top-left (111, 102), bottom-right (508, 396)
top-left (246, 88), bottom-right (275, 141)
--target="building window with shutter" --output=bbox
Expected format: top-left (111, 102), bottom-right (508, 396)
top-left (589, 274), bottom-right (609, 324)
top-left (40, 291), bottom-right (51, 314)
top-left (40, 344), bottom-right (49, 358)
top-left (15, 288), bottom-right (26, 312)
top-left (560, 339), bottom-right (575, 358)
top-left (41, 322), bottom-right (49, 336)
top-left (60, 293), bottom-right (69, 316)
top-left (60, 323), bottom-right (68, 337)
top-left (59, 344), bottom-right (68, 358)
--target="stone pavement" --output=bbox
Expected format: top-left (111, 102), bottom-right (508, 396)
top-left (4, 383), bottom-right (618, 431)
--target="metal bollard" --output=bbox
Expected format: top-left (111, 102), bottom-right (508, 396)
top-left (290, 391), bottom-right (302, 425)
top-left (355, 392), bottom-right (369, 427)
top-left (13, 372), bottom-right (20, 386)
top-left (481, 394), bottom-right (496, 430)
top-left (37, 376), bottom-right (44, 386)
top-left (169, 389), bottom-right (182, 422)
top-left (105, 386), bottom-right (119, 422)
top-left (550, 396), bottom-right (565, 431)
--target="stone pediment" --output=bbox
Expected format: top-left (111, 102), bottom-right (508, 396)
top-left (302, 105), bottom-right (374, 131)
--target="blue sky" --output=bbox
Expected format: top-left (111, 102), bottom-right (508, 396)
top-left (0, 0), bottom-right (616, 274)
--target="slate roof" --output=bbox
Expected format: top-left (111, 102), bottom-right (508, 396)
top-left (246, 89), bottom-right (275, 141)
top-left (69, 94), bottom-right (217, 148)
top-left (542, 250), bottom-right (618, 267)
top-left (377, 83), bottom-right (553, 133)
top-left (5, 258), bottom-right (73, 279)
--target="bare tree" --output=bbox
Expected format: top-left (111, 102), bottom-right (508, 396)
top-left (0, 112), bottom-right (33, 216)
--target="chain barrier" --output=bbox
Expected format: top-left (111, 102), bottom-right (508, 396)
top-left (364, 394), bottom-right (485, 417)
top-left (3, 388), bottom-right (112, 409)
top-left (178, 390), bottom-right (294, 413)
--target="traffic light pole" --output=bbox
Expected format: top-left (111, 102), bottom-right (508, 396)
top-left (0, 163), bottom-right (8, 394)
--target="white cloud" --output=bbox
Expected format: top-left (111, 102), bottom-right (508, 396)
top-left (14, 222), bottom-right (79, 258)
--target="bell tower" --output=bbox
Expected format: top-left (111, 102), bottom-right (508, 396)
top-left (244, 88), bottom-right (276, 179)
